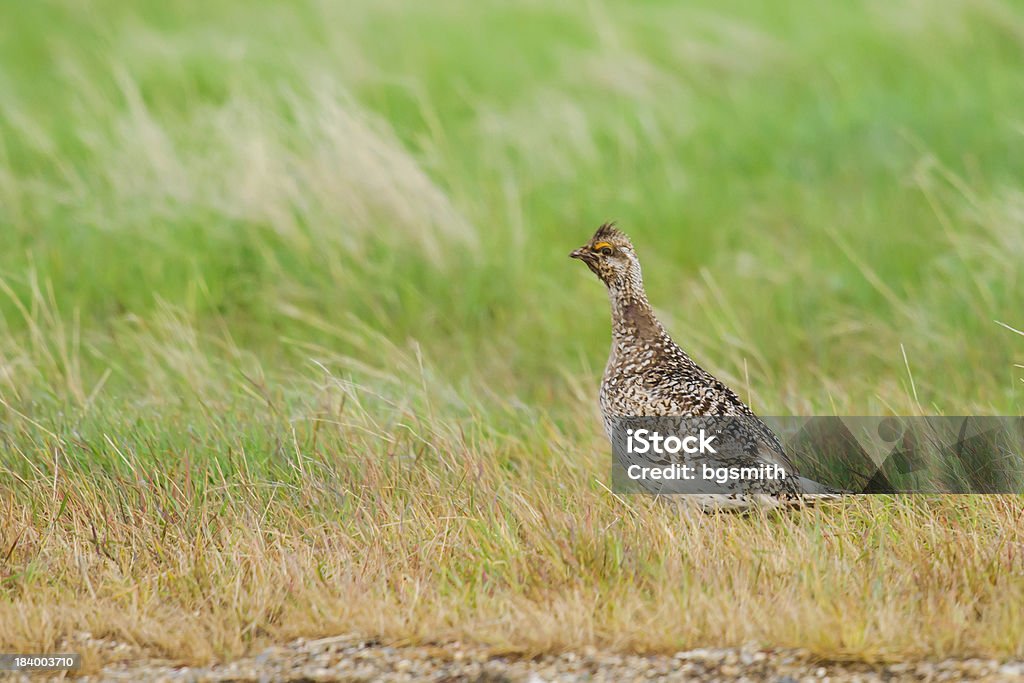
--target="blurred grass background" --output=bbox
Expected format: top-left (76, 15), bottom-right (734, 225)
top-left (2, 0), bottom-right (1024, 666)
top-left (2, 0), bottom-right (1022, 412)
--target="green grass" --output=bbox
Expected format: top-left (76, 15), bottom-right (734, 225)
top-left (2, 0), bottom-right (1024, 669)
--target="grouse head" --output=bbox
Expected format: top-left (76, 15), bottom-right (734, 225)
top-left (570, 222), bottom-right (642, 290)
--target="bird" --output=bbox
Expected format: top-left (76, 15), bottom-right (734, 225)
top-left (570, 222), bottom-right (837, 510)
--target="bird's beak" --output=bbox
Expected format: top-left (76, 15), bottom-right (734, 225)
top-left (570, 246), bottom-right (591, 261)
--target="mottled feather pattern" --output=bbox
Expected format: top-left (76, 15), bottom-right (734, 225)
top-left (571, 224), bottom-right (836, 508)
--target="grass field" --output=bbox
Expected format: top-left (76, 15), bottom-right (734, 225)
top-left (2, 0), bottom-right (1024, 670)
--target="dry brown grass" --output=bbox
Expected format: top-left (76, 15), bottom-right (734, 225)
top-left (2, 315), bottom-right (1023, 668)
top-left (4, 460), bottom-right (1024, 668)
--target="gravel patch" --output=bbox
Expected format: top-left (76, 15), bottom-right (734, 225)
top-left (41, 636), bottom-right (1020, 682)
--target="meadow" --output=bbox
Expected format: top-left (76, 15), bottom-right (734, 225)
top-left (1, 0), bottom-right (1024, 670)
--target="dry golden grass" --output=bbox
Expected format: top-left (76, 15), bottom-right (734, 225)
top-left (3, 456), bottom-right (1024, 666)
top-left (2, 306), bottom-right (1023, 667)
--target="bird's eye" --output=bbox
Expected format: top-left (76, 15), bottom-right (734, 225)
top-left (600, 246), bottom-right (613, 256)
top-left (592, 241), bottom-right (614, 256)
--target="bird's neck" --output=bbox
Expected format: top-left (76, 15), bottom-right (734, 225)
top-left (607, 275), bottom-right (666, 346)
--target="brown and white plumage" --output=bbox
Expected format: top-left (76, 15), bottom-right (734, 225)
top-left (571, 223), bottom-right (836, 509)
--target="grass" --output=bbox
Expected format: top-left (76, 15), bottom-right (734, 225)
top-left (2, 0), bottom-right (1024, 670)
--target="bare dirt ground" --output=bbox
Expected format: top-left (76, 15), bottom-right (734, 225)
top-left (14, 635), bottom-right (1022, 682)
